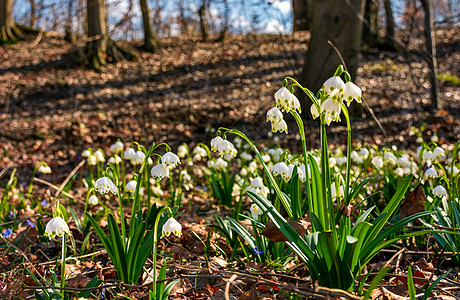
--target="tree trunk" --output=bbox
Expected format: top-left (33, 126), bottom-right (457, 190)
top-left (64, 0), bottom-right (75, 42)
top-left (83, 0), bottom-right (136, 70)
top-left (292, 0), bottom-right (311, 31)
top-left (421, 0), bottom-right (440, 109)
top-left (383, 0), bottom-right (396, 50)
top-left (0, 0), bottom-right (23, 44)
top-left (28, 0), bottom-right (35, 27)
top-left (362, 0), bottom-right (378, 49)
top-left (140, 0), bottom-right (160, 52)
top-left (198, 0), bottom-right (209, 41)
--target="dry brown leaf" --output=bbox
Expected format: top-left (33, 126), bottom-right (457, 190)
top-left (399, 184), bottom-right (425, 221)
top-left (261, 219), bottom-right (308, 242)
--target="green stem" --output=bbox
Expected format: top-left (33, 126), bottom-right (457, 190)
top-left (291, 111), bottom-right (313, 215)
top-left (320, 118), bottom-right (330, 231)
top-left (27, 165), bottom-right (39, 197)
top-left (121, 152), bottom-right (126, 195)
top-left (60, 234), bottom-right (67, 297)
top-left (116, 188), bottom-right (126, 250)
top-left (152, 206), bottom-right (172, 299)
top-left (341, 104), bottom-right (352, 205)
top-left (89, 165), bottom-right (94, 184)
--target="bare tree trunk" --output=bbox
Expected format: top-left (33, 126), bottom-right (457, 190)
top-left (216, 0), bottom-right (228, 42)
top-left (383, 0), bottom-right (396, 50)
top-left (28, 0), bottom-right (35, 27)
top-left (64, 0), bottom-right (75, 42)
top-left (421, 0), bottom-right (440, 109)
top-left (198, 0), bottom-right (209, 41)
top-left (362, 0), bottom-right (378, 48)
top-left (83, 0), bottom-right (136, 70)
top-left (292, 0), bottom-right (311, 31)
top-left (140, 0), bottom-right (160, 51)
top-left (0, 0), bottom-right (23, 43)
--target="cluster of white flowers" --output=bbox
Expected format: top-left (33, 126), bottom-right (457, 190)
top-left (310, 76), bottom-right (362, 125)
top-left (274, 87), bottom-right (301, 113)
top-left (207, 157), bottom-right (228, 171)
top-left (94, 177), bottom-right (117, 194)
top-left (177, 144), bottom-right (188, 158)
top-left (151, 152), bottom-right (181, 180)
top-left (192, 146), bottom-right (207, 160)
top-left (245, 177), bottom-right (269, 198)
top-left (266, 107), bottom-right (288, 134)
top-left (210, 136), bottom-right (237, 157)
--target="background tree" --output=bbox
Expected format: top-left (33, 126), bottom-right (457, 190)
top-left (198, 0), bottom-right (210, 41)
top-left (383, 0), bottom-right (396, 50)
top-left (292, 0), bottom-right (311, 31)
top-left (301, 0), bottom-right (366, 93)
top-left (140, 0), bottom-right (160, 51)
top-left (0, 0), bottom-right (23, 43)
top-left (362, 0), bottom-right (378, 49)
top-left (82, 0), bottom-right (136, 70)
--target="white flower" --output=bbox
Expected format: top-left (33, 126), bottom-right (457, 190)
top-left (384, 152), bottom-right (397, 165)
top-left (38, 165), bottom-right (51, 174)
top-left (240, 152), bottom-right (253, 161)
top-left (372, 156), bottom-right (383, 169)
top-left (192, 146), bottom-right (207, 160)
top-left (152, 186), bottom-right (164, 196)
top-left (250, 203), bottom-right (263, 219)
top-left (151, 164), bottom-right (170, 180)
top-left (95, 150), bottom-right (105, 163)
top-left (248, 161), bottom-right (258, 173)
top-left (94, 177), bottom-right (117, 194)
top-left (310, 104), bottom-right (319, 119)
top-left (45, 217), bottom-right (71, 238)
top-left (397, 155), bottom-right (409, 166)
top-left (359, 148), bottom-right (369, 159)
top-left (108, 156), bottom-right (122, 165)
top-left (343, 82), bottom-right (362, 106)
top-left (329, 157), bottom-right (337, 167)
top-left (126, 180), bottom-right (137, 193)
top-left (424, 167), bottom-right (438, 179)
top-left (321, 76), bottom-right (345, 96)
top-left (131, 151), bottom-right (146, 165)
top-left (433, 185), bottom-right (447, 197)
top-left (212, 139), bottom-right (237, 157)
top-left (162, 218), bottom-right (182, 238)
top-left (271, 119), bottom-right (288, 133)
top-left (88, 195), bottom-right (99, 205)
top-left (124, 148), bottom-right (136, 160)
top-left (275, 87), bottom-right (293, 112)
top-left (431, 135), bottom-right (439, 143)
top-left (177, 145), bottom-right (188, 158)
top-left (297, 164), bottom-right (307, 181)
top-left (240, 168), bottom-right (248, 177)
top-left (271, 162), bottom-right (290, 182)
top-left (161, 152), bottom-right (180, 168)
top-left (262, 154), bottom-right (271, 163)
top-left (110, 141), bottom-right (124, 154)
top-left (449, 166), bottom-right (459, 176)
top-left (321, 96), bottom-right (341, 123)
top-left (433, 147), bottom-right (444, 158)
top-left (271, 148), bottom-right (284, 162)
top-left (213, 157), bottom-right (228, 170)
top-left (395, 167), bottom-right (404, 177)
top-left (336, 157), bottom-right (347, 166)
top-left (250, 177), bottom-right (264, 188)
top-left (266, 107), bottom-right (284, 124)
top-left (82, 150), bottom-right (91, 158)
top-left (88, 155), bottom-right (97, 166)
top-left (423, 151), bottom-right (435, 161)
top-left (211, 136), bottom-right (224, 152)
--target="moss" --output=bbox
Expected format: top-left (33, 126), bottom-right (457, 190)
top-left (438, 73), bottom-right (460, 86)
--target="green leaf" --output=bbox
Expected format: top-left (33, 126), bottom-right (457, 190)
top-left (77, 276), bottom-right (102, 298)
top-left (363, 267), bottom-right (390, 300)
top-left (68, 207), bottom-right (82, 232)
top-left (421, 270), bottom-right (451, 300)
top-left (85, 213), bottom-right (114, 258)
top-left (290, 171), bottom-right (302, 220)
top-left (127, 220), bottom-right (147, 282)
top-left (407, 267), bottom-right (416, 300)
top-left (108, 214), bottom-right (128, 282)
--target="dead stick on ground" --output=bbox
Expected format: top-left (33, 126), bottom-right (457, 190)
top-left (383, 247), bottom-right (405, 270)
top-left (225, 274), bottom-right (238, 300)
top-left (33, 177), bottom-right (76, 200)
top-left (55, 159), bottom-right (86, 198)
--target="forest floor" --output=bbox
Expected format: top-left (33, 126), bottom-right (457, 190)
top-left (0, 27), bottom-right (459, 299)
top-left (0, 27), bottom-right (459, 184)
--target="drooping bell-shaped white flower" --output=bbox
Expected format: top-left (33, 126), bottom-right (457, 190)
top-left (250, 177), bottom-right (264, 189)
top-left (38, 165), bottom-right (52, 174)
top-left (82, 149), bottom-right (91, 158)
top-left (343, 82), bottom-right (362, 106)
top-left (161, 152), bottom-right (180, 168)
top-left (433, 147), bottom-right (444, 158)
top-left (433, 185), bottom-right (447, 197)
top-left (371, 156), bottom-right (384, 169)
top-left (395, 167), bottom-right (404, 177)
top-left (126, 180), bottom-right (137, 193)
top-left (331, 182), bottom-right (344, 200)
top-left (321, 97), bottom-right (342, 123)
top-left (310, 104), bottom-right (319, 119)
top-left (271, 162), bottom-right (290, 182)
top-left (250, 203), bottom-right (263, 219)
top-left (110, 141), bottom-right (124, 154)
top-left (124, 148), bottom-right (136, 160)
top-left (275, 87), bottom-right (293, 112)
top-left (162, 218), bottom-right (182, 238)
top-left (214, 157), bottom-right (228, 170)
top-left (45, 217), bottom-right (71, 239)
top-left (289, 93), bottom-right (301, 113)
top-left (424, 167), bottom-right (438, 179)
top-left (210, 136), bottom-right (224, 152)
top-left (271, 119), bottom-right (288, 134)
top-left (192, 146), bottom-right (207, 160)
top-left (384, 152), bottom-right (397, 165)
top-left (88, 195), bottom-right (99, 205)
top-left (359, 148), bottom-right (369, 159)
top-left (177, 144), bottom-right (188, 158)
top-left (94, 150), bottom-right (105, 163)
top-left (151, 164), bottom-right (170, 180)
top-left (212, 139), bottom-right (237, 157)
top-left (423, 151), bottom-right (435, 161)
top-left (87, 155), bottom-right (97, 166)
top-left (266, 107), bottom-right (284, 124)
top-left (131, 151), bottom-right (146, 165)
top-left (321, 76), bottom-right (345, 96)
top-left (94, 177), bottom-right (117, 194)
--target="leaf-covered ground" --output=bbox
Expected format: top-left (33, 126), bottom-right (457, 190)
top-left (1, 28), bottom-right (459, 184)
top-left (0, 27), bottom-right (459, 299)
